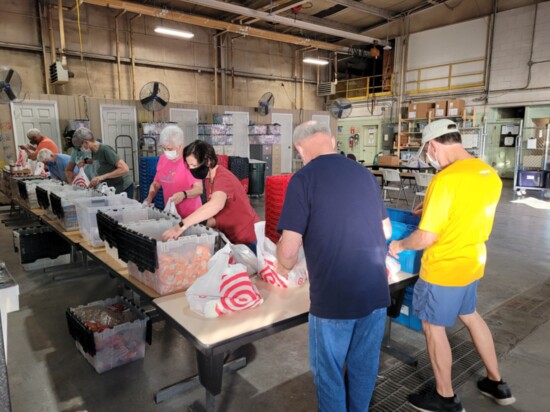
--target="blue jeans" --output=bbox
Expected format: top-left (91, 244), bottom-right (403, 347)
top-left (121, 183), bottom-right (135, 199)
top-left (309, 308), bottom-right (386, 412)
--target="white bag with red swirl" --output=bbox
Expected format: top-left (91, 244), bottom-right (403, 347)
top-left (254, 221), bottom-right (308, 288)
top-left (186, 244), bottom-right (263, 318)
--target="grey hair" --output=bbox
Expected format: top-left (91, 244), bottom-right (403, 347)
top-left (27, 128), bottom-right (41, 138)
top-left (293, 121), bottom-right (332, 145)
top-left (37, 148), bottom-right (54, 163)
top-left (159, 125), bottom-right (185, 147)
top-left (72, 127), bottom-right (94, 142)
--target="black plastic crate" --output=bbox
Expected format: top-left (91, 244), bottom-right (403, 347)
top-left (13, 226), bottom-right (71, 263)
top-left (96, 210), bottom-right (120, 248)
top-left (50, 192), bottom-right (64, 218)
top-left (36, 186), bottom-right (51, 210)
top-left (116, 227), bottom-right (158, 273)
top-left (66, 296), bottom-right (152, 357)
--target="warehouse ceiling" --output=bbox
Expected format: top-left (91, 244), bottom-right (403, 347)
top-left (78, 0), bottom-right (537, 78)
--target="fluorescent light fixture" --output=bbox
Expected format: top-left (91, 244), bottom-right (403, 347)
top-left (303, 57), bottom-right (329, 65)
top-left (154, 27), bottom-right (194, 39)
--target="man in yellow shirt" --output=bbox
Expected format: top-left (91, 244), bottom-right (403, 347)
top-left (389, 119), bottom-right (515, 412)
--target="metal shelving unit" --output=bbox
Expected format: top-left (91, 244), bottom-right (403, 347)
top-left (513, 122), bottom-right (550, 192)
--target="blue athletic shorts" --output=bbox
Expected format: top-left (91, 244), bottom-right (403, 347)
top-left (412, 278), bottom-right (479, 327)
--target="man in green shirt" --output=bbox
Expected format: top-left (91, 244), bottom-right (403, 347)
top-left (72, 128), bottom-right (134, 197)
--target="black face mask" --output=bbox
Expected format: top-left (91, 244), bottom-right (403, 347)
top-left (190, 164), bottom-right (209, 180)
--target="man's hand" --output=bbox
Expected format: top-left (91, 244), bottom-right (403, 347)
top-left (89, 175), bottom-right (103, 187)
top-left (274, 260), bottom-right (290, 279)
top-left (412, 201), bottom-right (423, 217)
top-left (388, 240), bottom-right (404, 258)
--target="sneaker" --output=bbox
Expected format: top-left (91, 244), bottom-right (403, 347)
top-left (408, 389), bottom-right (465, 412)
top-left (477, 377), bottom-right (516, 406)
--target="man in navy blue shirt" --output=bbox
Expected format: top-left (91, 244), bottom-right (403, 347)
top-left (276, 121), bottom-right (391, 412)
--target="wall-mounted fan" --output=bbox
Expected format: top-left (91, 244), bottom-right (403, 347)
top-left (255, 92), bottom-right (274, 116)
top-left (0, 66), bottom-right (22, 103)
top-left (140, 81), bottom-right (170, 113)
top-left (329, 98), bottom-right (353, 119)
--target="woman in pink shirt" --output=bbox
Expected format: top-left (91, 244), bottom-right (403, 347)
top-left (143, 126), bottom-right (202, 218)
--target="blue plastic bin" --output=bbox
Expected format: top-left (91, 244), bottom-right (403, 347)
top-left (387, 207), bottom-right (421, 226)
top-left (388, 220), bottom-right (423, 274)
top-left (392, 288), bottom-right (423, 331)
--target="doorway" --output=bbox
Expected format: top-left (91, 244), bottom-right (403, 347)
top-left (170, 108), bottom-right (198, 146)
top-left (362, 125), bottom-right (378, 164)
top-left (271, 113), bottom-right (293, 174)
top-left (10, 101), bottom-right (61, 150)
top-left (100, 105), bottom-right (138, 181)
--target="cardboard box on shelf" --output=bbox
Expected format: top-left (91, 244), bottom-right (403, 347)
top-left (407, 103), bottom-right (433, 119)
top-left (447, 99), bottom-right (465, 117)
top-left (378, 155), bottom-right (400, 166)
top-left (435, 101), bottom-right (447, 117)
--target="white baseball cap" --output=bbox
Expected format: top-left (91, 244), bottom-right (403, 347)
top-left (409, 119), bottom-right (460, 166)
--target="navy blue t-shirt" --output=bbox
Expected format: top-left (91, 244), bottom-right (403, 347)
top-left (277, 154), bottom-right (390, 319)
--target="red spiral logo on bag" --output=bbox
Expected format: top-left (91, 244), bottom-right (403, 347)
top-left (259, 259), bottom-right (288, 288)
top-left (73, 176), bottom-right (88, 188)
top-left (215, 271), bottom-right (263, 316)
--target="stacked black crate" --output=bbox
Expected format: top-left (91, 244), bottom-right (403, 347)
top-left (248, 124), bottom-right (281, 178)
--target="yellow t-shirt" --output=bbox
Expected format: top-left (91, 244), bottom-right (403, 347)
top-left (418, 158), bottom-right (502, 286)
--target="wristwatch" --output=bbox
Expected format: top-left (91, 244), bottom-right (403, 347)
top-left (182, 191), bottom-right (188, 199)
top-left (178, 220), bottom-right (185, 228)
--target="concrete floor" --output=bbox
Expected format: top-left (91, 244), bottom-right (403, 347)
top-left (1, 180), bottom-right (550, 412)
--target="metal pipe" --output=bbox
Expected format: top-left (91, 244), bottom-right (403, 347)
top-left (58, 0), bottom-right (66, 66)
top-left (82, 0), bottom-right (352, 53)
top-left (301, 51), bottom-right (305, 110)
top-left (115, 10), bottom-right (126, 100)
top-left (48, 5), bottom-right (56, 62)
top-left (174, 0), bottom-right (383, 44)
top-left (37, 1), bottom-right (51, 94)
top-left (129, 14), bottom-right (141, 101)
top-left (212, 34), bottom-right (218, 105)
top-left (483, 0), bottom-right (497, 96)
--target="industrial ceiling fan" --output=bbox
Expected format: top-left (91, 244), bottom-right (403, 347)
top-left (0, 66), bottom-right (22, 103)
top-left (140, 81), bottom-right (170, 113)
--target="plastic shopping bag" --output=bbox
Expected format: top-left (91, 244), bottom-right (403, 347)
top-left (163, 199), bottom-right (178, 216)
top-left (186, 244), bottom-right (263, 318)
top-left (33, 161), bottom-right (48, 177)
top-left (16, 148), bottom-right (28, 167)
top-left (385, 254), bottom-right (401, 283)
top-left (72, 168), bottom-right (90, 188)
top-left (254, 221), bottom-right (308, 288)
top-left (219, 232), bottom-right (258, 276)
top-left (96, 182), bottom-right (117, 196)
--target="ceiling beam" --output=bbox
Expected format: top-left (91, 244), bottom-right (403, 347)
top-left (324, 0), bottom-right (395, 20)
top-left (173, 0), bottom-right (383, 44)
top-left (288, 12), bottom-right (361, 34)
top-left (82, 0), bottom-right (352, 52)
top-left (241, 0), bottom-right (311, 25)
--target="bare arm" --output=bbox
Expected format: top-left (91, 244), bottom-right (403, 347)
top-left (276, 230), bottom-right (303, 275)
top-left (388, 229), bottom-right (437, 258)
top-left (90, 159), bottom-right (129, 187)
top-left (145, 181), bottom-right (161, 203)
top-left (162, 190), bottom-right (227, 240)
top-left (65, 160), bottom-right (77, 184)
top-left (170, 180), bottom-right (204, 205)
top-left (382, 217), bottom-right (392, 240)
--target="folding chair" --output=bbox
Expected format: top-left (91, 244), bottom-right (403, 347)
top-left (412, 173), bottom-right (434, 209)
top-left (382, 169), bottom-right (409, 205)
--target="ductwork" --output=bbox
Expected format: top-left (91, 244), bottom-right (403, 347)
top-left (82, 0), bottom-right (382, 52)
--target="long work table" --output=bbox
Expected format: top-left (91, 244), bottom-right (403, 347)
top-left (12, 197), bottom-right (419, 412)
top-left (153, 270), bottom-right (417, 411)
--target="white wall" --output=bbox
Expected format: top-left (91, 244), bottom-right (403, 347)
top-left (488, 2), bottom-right (550, 105)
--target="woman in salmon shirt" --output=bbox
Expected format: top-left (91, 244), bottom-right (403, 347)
top-left (143, 125), bottom-right (202, 218)
top-left (162, 140), bottom-right (260, 253)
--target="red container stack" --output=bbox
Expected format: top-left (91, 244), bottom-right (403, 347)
top-left (265, 174), bottom-right (293, 243)
top-left (217, 154), bottom-right (229, 169)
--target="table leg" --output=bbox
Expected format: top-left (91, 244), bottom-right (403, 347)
top-left (154, 354), bottom-right (246, 405)
top-left (382, 317), bottom-right (418, 366)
